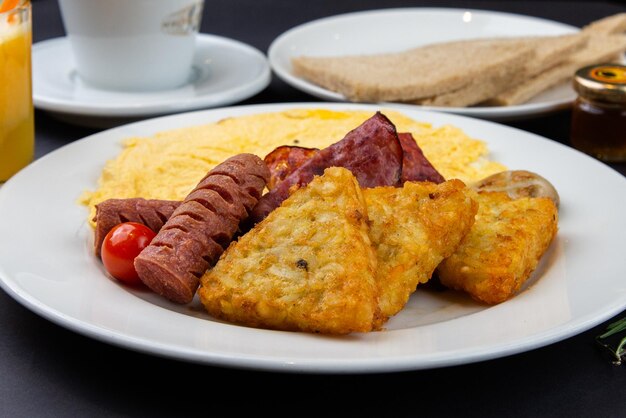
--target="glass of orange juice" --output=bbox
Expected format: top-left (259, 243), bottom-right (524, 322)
top-left (0, 0), bottom-right (33, 183)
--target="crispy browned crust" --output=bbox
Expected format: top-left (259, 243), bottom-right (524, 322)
top-left (199, 167), bottom-right (382, 334)
top-left (436, 191), bottom-right (558, 304)
top-left (365, 179), bottom-right (477, 317)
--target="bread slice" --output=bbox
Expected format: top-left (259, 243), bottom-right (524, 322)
top-left (413, 34), bottom-right (588, 107)
top-left (522, 33), bottom-right (590, 77)
top-left (291, 38), bottom-right (536, 102)
top-left (582, 12), bottom-right (626, 35)
top-left (198, 167), bottom-right (382, 335)
top-left (411, 58), bottom-right (529, 107)
top-left (485, 34), bottom-right (626, 106)
top-left (291, 13), bottom-right (626, 106)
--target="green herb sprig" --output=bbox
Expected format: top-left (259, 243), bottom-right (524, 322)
top-left (596, 316), bottom-right (626, 365)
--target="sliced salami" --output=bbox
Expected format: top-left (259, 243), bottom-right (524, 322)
top-left (398, 132), bottom-right (445, 184)
top-left (264, 145), bottom-right (320, 190)
top-left (249, 112), bottom-right (403, 225)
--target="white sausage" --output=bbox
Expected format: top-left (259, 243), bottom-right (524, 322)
top-left (471, 170), bottom-right (560, 208)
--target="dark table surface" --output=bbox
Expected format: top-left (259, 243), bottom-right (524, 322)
top-left (2, 0), bottom-right (626, 416)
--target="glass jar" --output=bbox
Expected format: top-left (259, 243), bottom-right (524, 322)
top-left (570, 64), bottom-right (626, 162)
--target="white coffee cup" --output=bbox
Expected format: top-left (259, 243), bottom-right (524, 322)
top-left (58, 0), bottom-right (204, 91)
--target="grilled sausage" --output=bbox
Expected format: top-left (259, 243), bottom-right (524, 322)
top-left (93, 198), bottom-right (181, 257)
top-left (472, 170), bottom-right (560, 208)
top-left (134, 153), bottom-right (270, 304)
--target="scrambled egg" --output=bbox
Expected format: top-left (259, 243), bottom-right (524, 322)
top-left (80, 108), bottom-right (506, 224)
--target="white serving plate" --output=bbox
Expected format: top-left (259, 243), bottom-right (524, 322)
top-left (1, 103), bottom-right (625, 373)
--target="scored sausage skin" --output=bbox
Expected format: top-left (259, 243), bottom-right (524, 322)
top-left (134, 153), bottom-right (270, 304)
top-left (93, 198), bottom-right (181, 257)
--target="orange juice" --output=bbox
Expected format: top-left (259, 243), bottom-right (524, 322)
top-left (0, 0), bottom-right (33, 182)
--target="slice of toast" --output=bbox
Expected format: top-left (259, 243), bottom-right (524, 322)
top-left (413, 34), bottom-right (588, 107)
top-left (436, 191), bottom-right (558, 305)
top-left (292, 38), bottom-right (536, 102)
top-left (411, 66), bottom-right (528, 107)
top-left (198, 167), bottom-right (382, 334)
top-left (364, 179), bottom-right (477, 318)
top-left (485, 33), bottom-right (626, 106)
top-left (582, 12), bottom-right (626, 35)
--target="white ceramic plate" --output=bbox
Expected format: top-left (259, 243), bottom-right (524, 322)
top-left (269, 8), bottom-right (581, 121)
top-left (33, 34), bottom-right (271, 118)
top-left (1, 103), bottom-right (626, 374)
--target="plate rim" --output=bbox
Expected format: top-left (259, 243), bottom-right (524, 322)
top-left (268, 7), bottom-right (581, 121)
top-left (32, 34), bottom-right (272, 117)
top-left (2, 101), bottom-right (626, 374)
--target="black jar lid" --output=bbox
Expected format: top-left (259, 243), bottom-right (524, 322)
top-left (573, 64), bottom-right (626, 104)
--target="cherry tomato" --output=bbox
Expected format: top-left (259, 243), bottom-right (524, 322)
top-left (101, 222), bottom-right (156, 285)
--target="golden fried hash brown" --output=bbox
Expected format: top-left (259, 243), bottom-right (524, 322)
top-left (436, 191), bottom-right (558, 304)
top-left (364, 179), bottom-right (478, 318)
top-left (198, 167), bottom-right (382, 334)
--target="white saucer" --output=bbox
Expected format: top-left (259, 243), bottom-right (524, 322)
top-left (33, 34), bottom-right (271, 119)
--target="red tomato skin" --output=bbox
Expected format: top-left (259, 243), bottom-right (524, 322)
top-left (100, 222), bottom-right (156, 285)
